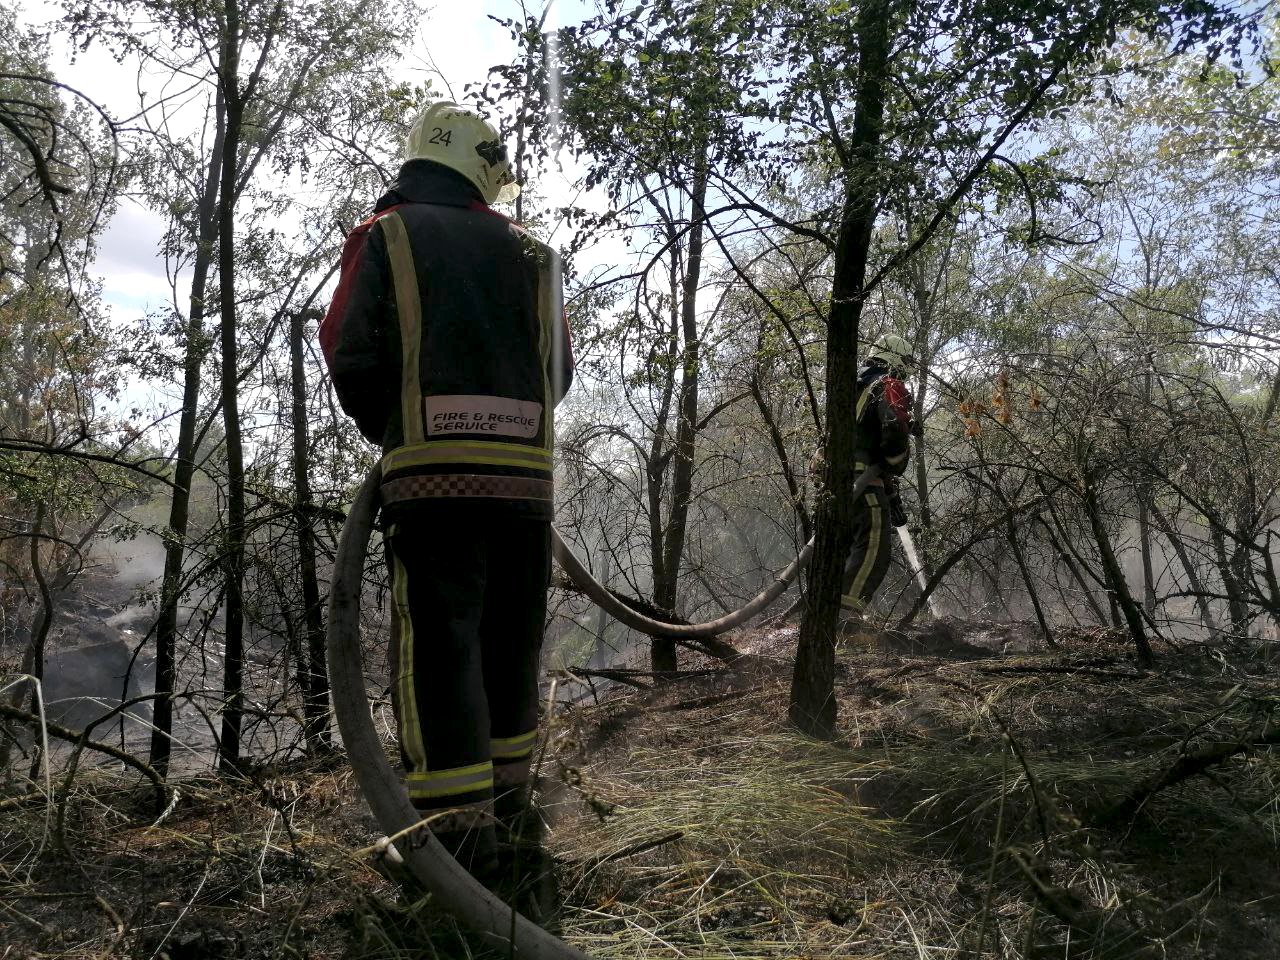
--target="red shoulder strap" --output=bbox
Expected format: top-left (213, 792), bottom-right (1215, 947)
top-left (319, 204), bottom-right (407, 365)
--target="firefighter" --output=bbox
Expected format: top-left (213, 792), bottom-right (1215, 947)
top-left (841, 334), bottom-right (917, 619)
top-left (319, 101), bottom-right (573, 888)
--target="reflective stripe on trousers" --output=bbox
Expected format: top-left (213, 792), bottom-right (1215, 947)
top-left (385, 513), bottom-right (550, 814)
top-left (841, 487), bottom-right (891, 614)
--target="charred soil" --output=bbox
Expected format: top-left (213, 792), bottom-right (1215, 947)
top-left (1, 620), bottom-right (1277, 959)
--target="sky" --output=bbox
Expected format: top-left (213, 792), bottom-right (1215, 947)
top-left (23, 0), bottom-right (598, 339)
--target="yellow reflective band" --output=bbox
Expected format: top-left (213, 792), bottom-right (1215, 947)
top-left (391, 551), bottom-right (427, 773)
top-left (856, 385), bottom-right (873, 422)
top-left (406, 761), bottom-right (495, 799)
top-left (885, 450), bottom-right (908, 465)
top-left (491, 729), bottom-right (538, 760)
top-left (407, 760), bottom-right (491, 782)
top-left (380, 212), bottom-right (425, 444)
top-left (535, 239), bottom-right (557, 449)
top-left (382, 439), bottom-right (553, 474)
top-left (409, 778), bottom-right (494, 798)
top-left (848, 491), bottom-right (883, 607)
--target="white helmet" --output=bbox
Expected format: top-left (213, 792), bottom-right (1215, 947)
top-left (404, 101), bottom-right (521, 206)
top-left (869, 333), bottom-right (917, 375)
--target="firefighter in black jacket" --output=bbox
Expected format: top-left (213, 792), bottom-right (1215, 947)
top-left (841, 335), bottom-right (918, 619)
top-left (320, 101), bottom-right (573, 882)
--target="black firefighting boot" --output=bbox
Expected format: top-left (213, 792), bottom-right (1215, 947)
top-left (435, 822), bottom-right (499, 881)
top-left (491, 787), bottom-right (559, 925)
top-left (373, 823), bottom-right (500, 904)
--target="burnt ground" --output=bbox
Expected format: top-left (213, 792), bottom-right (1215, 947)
top-left (1, 619), bottom-right (1277, 959)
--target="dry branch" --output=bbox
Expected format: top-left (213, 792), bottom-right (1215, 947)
top-left (1100, 724), bottom-right (1280, 825)
top-left (0, 703), bottom-right (166, 804)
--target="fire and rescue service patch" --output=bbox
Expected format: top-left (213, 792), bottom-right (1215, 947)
top-left (423, 395), bottom-right (543, 439)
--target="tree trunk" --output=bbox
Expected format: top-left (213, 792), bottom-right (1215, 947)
top-left (790, 0), bottom-right (891, 739)
top-left (23, 504), bottom-right (54, 781)
top-left (149, 97), bottom-right (226, 775)
top-left (1032, 496), bottom-right (1108, 625)
top-left (591, 549), bottom-right (612, 667)
top-left (1229, 498), bottom-right (1253, 632)
top-left (1081, 472), bottom-right (1152, 666)
top-left (1148, 503), bottom-right (1218, 637)
top-left (1138, 496), bottom-right (1157, 617)
top-left (290, 310), bottom-right (330, 750)
top-left (643, 235), bottom-right (678, 669)
top-left (1262, 360), bottom-right (1280, 424)
top-left (1211, 524), bottom-right (1249, 636)
top-left (1137, 372), bottom-right (1157, 617)
top-left (216, 34), bottom-right (247, 774)
top-left (910, 327), bottom-right (932, 551)
top-left (1006, 516), bottom-right (1054, 647)
top-left (651, 151), bottom-right (709, 673)
top-left (0, 505), bottom-right (54, 779)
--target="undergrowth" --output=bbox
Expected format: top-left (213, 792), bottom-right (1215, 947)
top-left (1, 626), bottom-right (1277, 959)
top-left (546, 630), bottom-right (1280, 958)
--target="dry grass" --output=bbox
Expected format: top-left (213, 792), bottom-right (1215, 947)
top-left (1, 624), bottom-right (1277, 959)
top-left (544, 627), bottom-right (1280, 959)
top-left (0, 755), bottom-right (392, 959)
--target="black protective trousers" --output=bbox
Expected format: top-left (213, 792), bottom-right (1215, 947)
top-left (385, 507), bottom-right (550, 827)
top-left (840, 487), bottom-right (892, 617)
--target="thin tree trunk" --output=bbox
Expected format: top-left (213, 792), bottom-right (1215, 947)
top-left (748, 370), bottom-right (812, 542)
top-left (290, 310), bottom-right (330, 750)
top-left (1081, 472), bottom-right (1152, 666)
top-left (910, 328), bottom-right (932, 553)
top-left (216, 26), bottom-right (247, 774)
top-left (1138, 496), bottom-right (1157, 616)
top-left (1262, 360), bottom-right (1280, 424)
top-left (1006, 516), bottom-right (1054, 647)
top-left (0, 505), bottom-right (55, 779)
top-left (1137, 372), bottom-right (1157, 617)
top-left (23, 504), bottom-right (54, 781)
top-left (791, 0), bottom-right (891, 738)
top-left (651, 150), bottom-right (709, 672)
top-left (1149, 503), bottom-right (1218, 637)
top-left (1229, 499), bottom-right (1253, 631)
top-left (644, 240), bottom-right (678, 666)
top-left (1211, 524), bottom-right (1249, 636)
top-left (1032, 496), bottom-right (1108, 625)
top-left (592, 549), bottom-right (612, 667)
top-left (267, 561), bottom-right (309, 713)
top-left (149, 101), bottom-right (226, 775)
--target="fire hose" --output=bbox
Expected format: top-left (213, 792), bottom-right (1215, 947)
top-left (326, 468), bottom-right (589, 960)
top-left (325, 463), bottom-right (879, 954)
top-left (551, 465), bottom-right (879, 638)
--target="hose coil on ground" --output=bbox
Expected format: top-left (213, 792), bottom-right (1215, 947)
top-left (325, 466), bottom-right (590, 960)
top-left (327, 463), bottom-right (879, 955)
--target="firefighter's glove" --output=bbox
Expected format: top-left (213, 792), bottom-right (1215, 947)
top-left (910, 419), bottom-right (924, 439)
top-left (888, 488), bottom-right (909, 528)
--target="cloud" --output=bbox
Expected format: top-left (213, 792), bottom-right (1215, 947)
top-left (95, 200), bottom-right (169, 279)
top-left (93, 198), bottom-right (180, 319)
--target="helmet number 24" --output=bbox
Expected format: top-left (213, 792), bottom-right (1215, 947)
top-left (428, 127), bottom-right (453, 146)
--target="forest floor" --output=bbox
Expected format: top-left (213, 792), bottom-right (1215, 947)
top-left (1, 620), bottom-right (1278, 959)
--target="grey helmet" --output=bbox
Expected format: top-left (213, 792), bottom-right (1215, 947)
top-left (869, 334), bottom-right (917, 377)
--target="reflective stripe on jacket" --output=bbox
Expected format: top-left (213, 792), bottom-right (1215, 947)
top-left (320, 161), bottom-right (573, 518)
